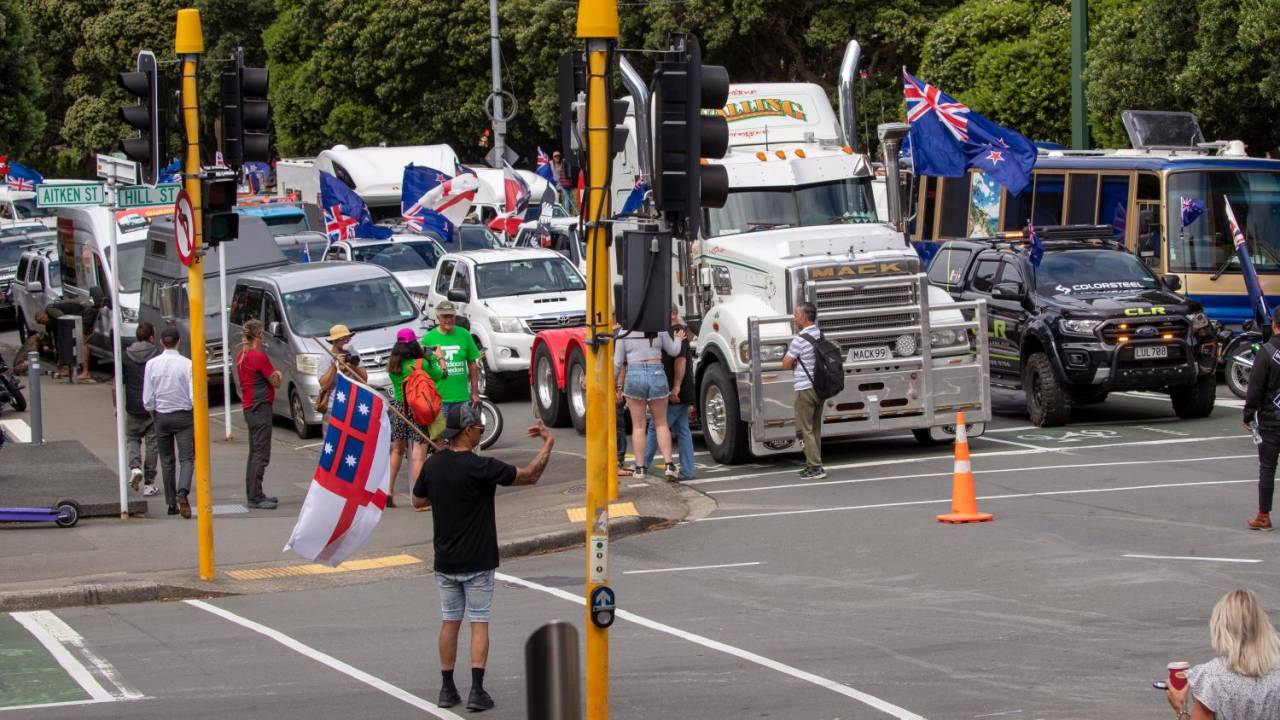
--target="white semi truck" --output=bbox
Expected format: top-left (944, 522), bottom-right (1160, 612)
top-left (532, 41), bottom-right (992, 464)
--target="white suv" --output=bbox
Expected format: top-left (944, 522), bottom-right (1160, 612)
top-left (425, 248), bottom-right (586, 401)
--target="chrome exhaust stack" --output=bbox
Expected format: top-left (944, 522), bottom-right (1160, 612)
top-left (837, 40), bottom-right (862, 152)
top-left (619, 56), bottom-right (653, 187)
top-left (878, 122), bottom-right (910, 232)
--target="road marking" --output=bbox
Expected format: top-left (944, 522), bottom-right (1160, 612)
top-left (623, 561), bottom-right (763, 575)
top-left (1134, 425), bottom-right (1190, 437)
top-left (975, 435), bottom-right (1045, 450)
top-left (0, 698), bottom-right (117, 713)
top-left (185, 600), bottom-right (465, 719)
top-left (706, 454), bottom-right (1254, 495)
top-left (225, 553), bottom-right (422, 581)
top-left (565, 502), bottom-right (638, 523)
top-left (1122, 554), bottom-right (1262, 564)
top-left (699, 478), bottom-right (1254, 522)
top-left (1120, 390), bottom-right (1246, 408)
top-left (687, 435), bottom-right (1251, 487)
top-left (0, 419), bottom-right (31, 443)
top-left (496, 572), bottom-right (925, 720)
top-left (296, 441), bottom-right (325, 449)
top-left (8, 611), bottom-right (137, 704)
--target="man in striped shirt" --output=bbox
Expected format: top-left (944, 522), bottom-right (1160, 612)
top-left (781, 302), bottom-right (826, 480)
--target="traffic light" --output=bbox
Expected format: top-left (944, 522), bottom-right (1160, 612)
top-left (118, 50), bottom-right (164, 186)
top-left (652, 36), bottom-right (729, 237)
top-left (221, 48), bottom-right (271, 169)
top-left (203, 176), bottom-right (239, 246)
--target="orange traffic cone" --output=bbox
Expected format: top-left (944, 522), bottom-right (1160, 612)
top-left (936, 411), bottom-right (993, 524)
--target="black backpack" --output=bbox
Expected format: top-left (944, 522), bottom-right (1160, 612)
top-left (798, 330), bottom-right (845, 400)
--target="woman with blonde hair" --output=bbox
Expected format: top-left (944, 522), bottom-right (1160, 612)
top-left (1167, 589), bottom-right (1280, 719)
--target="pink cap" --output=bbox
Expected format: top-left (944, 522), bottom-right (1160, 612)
top-left (396, 328), bottom-right (418, 344)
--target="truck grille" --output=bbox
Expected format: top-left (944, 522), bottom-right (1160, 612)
top-left (206, 340), bottom-right (224, 368)
top-left (527, 313), bottom-right (586, 332)
top-left (810, 279), bottom-right (921, 355)
top-left (358, 345), bottom-right (392, 371)
top-left (1099, 318), bottom-right (1188, 344)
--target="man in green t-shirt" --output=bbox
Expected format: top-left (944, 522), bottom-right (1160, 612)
top-left (421, 301), bottom-right (481, 408)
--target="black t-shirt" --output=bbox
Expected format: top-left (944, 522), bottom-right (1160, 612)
top-left (413, 449), bottom-right (517, 573)
top-left (662, 326), bottom-right (695, 405)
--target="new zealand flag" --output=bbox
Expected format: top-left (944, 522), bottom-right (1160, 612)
top-left (320, 171), bottom-right (392, 243)
top-left (401, 164), bottom-right (454, 239)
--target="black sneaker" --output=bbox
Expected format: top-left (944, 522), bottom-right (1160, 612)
top-left (437, 686), bottom-right (461, 708)
top-left (810, 466), bottom-right (828, 480)
top-left (466, 686), bottom-right (494, 711)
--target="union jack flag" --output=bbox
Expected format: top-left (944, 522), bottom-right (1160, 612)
top-left (4, 161), bottom-right (43, 192)
top-left (324, 204), bottom-right (358, 243)
top-left (904, 71), bottom-right (970, 142)
top-left (284, 373), bottom-right (391, 566)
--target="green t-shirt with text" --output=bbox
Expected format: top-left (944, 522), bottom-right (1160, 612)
top-left (421, 326), bottom-right (480, 403)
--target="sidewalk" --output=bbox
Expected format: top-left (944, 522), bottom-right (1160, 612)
top-left (0, 366), bottom-right (707, 610)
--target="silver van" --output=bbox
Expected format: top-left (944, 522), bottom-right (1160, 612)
top-left (228, 262), bottom-right (424, 438)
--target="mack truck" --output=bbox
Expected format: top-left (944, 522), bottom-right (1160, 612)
top-left (529, 41), bottom-right (991, 464)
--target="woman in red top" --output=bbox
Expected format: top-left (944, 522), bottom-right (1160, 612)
top-left (237, 320), bottom-right (282, 509)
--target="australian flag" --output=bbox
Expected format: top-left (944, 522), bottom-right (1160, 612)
top-left (5, 161), bottom-right (43, 192)
top-left (536, 147), bottom-right (559, 188)
top-left (320, 171), bottom-right (392, 243)
top-left (284, 373), bottom-right (391, 566)
top-left (401, 164), bottom-right (454, 239)
top-left (903, 69), bottom-right (1036, 196)
top-left (1224, 196), bottom-right (1270, 327)
top-left (1180, 196), bottom-right (1206, 228)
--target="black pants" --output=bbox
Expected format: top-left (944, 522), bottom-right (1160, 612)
top-left (154, 410), bottom-right (195, 509)
top-left (1259, 428), bottom-right (1280, 513)
top-left (615, 399), bottom-right (631, 465)
top-left (244, 403), bottom-right (274, 503)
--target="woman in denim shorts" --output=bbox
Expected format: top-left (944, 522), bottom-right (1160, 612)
top-left (614, 330), bottom-right (685, 479)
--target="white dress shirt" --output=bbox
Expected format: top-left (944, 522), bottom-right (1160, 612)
top-left (143, 348), bottom-right (194, 414)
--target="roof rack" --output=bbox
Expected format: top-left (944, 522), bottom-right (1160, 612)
top-left (965, 225), bottom-right (1125, 251)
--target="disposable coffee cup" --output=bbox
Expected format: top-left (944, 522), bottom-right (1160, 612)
top-left (1168, 661), bottom-right (1190, 690)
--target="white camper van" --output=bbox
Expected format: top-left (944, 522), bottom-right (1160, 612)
top-left (54, 207), bottom-right (150, 362)
top-left (277, 145), bottom-right (460, 222)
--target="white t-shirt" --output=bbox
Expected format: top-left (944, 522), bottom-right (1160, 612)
top-left (1188, 657), bottom-right (1280, 719)
top-left (786, 325), bottom-right (822, 391)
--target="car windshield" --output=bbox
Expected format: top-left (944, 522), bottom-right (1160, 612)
top-left (455, 225), bottom-right (500, 250)
top-left (261, 214), bottom-right (309, 237)
top-left (0, 241), bottom-right (35, 266)
top-left (475, 257), bottom-right (585, 298)
top-left (115, 242), bottom-right (147, 293)
top-left (282, 276), bottom-right (419, 337)
top-left (1034, 249), bottom-right (1161, 295)
top-left (277, 237), bottom-right (328, 263)
top-left (352, 241), bottom-right (443, 271)
top-left (1166, 170), bottom-right (1280, 273)
top-left (707, 177), bottom-right (879, 236)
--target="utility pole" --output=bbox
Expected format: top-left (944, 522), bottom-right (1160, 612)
top-left (577, 0), bottom-right (619, 717)
top-left (1070, 0), bottom-right (1089, 150)
top-left (175, 7), bottom-right (215, 580)
top-left (488, 0), bottom-right (507, 168)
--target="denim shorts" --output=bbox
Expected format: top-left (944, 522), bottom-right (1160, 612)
top-left (436, 569), bottom-right (495, 622)
top-left (623, 363), bottom-right (669, 401)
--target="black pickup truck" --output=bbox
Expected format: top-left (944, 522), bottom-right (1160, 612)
top-left (927, 225), bottom-right (1217, 426)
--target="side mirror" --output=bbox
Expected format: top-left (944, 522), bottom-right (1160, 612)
top-left (26, 281), bottom-right (42, 293)
top-left (991, 282), bottom-right (1024, 300)
top-left (268, 321), bottom-right (283, 338)
top-left (447, 287), bottom-right (469, 303)
top-left (1161, 273), bottom-right (1182, 292)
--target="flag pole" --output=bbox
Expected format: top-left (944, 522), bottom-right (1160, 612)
top-left (316, 342), bottom-right (441, 452)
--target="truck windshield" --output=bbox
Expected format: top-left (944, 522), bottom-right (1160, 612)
top-left (706, 177), bottom-right (878, 236)
top-left (1166, 170), bottom-right (1280, 273)
top-left (1034, 250), bottom-right (1161, 296)
top-left (475, 257), bottom-right (584, 298)
top-left (261, 214), bottom-right (308, 237)
top-left (352, 241), bottom-right (443, 271)
top-left (454, 225), bottom-right (500, 251)
top-left (277, 237), bottom-right (328, 263)
top-left (282, 277), bottom-right (419, 337)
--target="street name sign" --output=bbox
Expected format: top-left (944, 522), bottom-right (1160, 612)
top-left (35, 183), bottom-right (105, 208)
top-left (117, 183), bottom-right (182, 209)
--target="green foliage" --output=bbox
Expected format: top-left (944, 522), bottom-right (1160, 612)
top-left (0, 0), bottom-right (47, 157)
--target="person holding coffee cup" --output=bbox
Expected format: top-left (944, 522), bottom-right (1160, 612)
top-left (1165, 589), bottom-right (1280, 719)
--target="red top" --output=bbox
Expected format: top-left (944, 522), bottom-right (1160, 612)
top-left (237, 349), bottom-right (276, 410)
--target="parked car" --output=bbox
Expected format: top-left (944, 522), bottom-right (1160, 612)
top-left (11, 245), bottom-right (61, 342)
top-left (236, 203), bottom-right (328, 263)
top-left (449, 224), bottom-right (503, 252)
top-left (511, 218), bottom-right (584, 273)
top-left (0, 225), bottom-right (55, 322)
top-left (321, 235), bottom-right (446, 302)
top-left (424, 248), bottom-right (586, 401)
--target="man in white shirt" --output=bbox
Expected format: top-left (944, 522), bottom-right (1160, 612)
top-left (781, 302), bottom-right (826, 480)
top-left (143, 327), bottom-right (195, 517)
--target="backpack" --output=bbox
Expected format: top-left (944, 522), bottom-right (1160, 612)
top-left (404, 359), bottom-right (443, 426)
top-left (798, 330), bottom-right (845, 400)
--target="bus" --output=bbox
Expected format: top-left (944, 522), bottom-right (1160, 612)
top-left (902, 111), bottom-right (1280, 328)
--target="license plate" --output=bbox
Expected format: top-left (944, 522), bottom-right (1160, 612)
top-left (848, 346), bottom-right (891, 362)
top-left (1133, 345), bottom-right (1168, 360)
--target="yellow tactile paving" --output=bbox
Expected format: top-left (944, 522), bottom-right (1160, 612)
top-left (565, 502), bottom-right (639, 524)
top-left (226, 553), bottom-right (422, 580)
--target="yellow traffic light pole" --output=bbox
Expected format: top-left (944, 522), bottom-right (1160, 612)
top-left (577, 0), bottom-right (619, 717)
top-left (175, 9), bottom-right (215, 581)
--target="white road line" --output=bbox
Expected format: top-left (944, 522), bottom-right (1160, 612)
top-left (1120, 391), bottom-right (1246, 409)
top-left (706, 454), bottom-right (1254, 495)
top-left (975, 435), bottom-right (1045, 450)
top-left (1123, 554), bottom-right (1262, 564)
top-left (698, 478), bottom-right (1254, 522)
top-left (10, 611), bottom-right (114, 703)
top-left (296, 441), bottom-right (325, 449)
top-left (495, 572), bottom-right (925, 720)
top-left (185, 600), bottom-right (464, 720)
top-left (28, 611), bottom-right (141, 700)
top-left (688, 434), bottom-right (1252, 486)
top-left (623, 561), bottom-right (764, 575)
top-left (0, 698), bottom-right (116, 713)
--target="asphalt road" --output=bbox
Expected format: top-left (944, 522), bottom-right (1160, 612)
top-left (5, 372), bottom-right (1276, 719)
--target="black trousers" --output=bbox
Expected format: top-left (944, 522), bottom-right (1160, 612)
top-left (244, 403), bottom-right (274, 503)
top-left (154, 410), bottom-right (194, 509)
top-left (1258, 428), bottom-right (1280, 513)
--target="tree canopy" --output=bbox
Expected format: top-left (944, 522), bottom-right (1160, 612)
top-left (0, 0), bottom-right (47, 158)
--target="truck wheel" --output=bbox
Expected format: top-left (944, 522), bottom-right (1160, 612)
top-left (290, 388), bottom-right (320, 439)
top-left (483, 364), bottom-right (508, 403)
top-left (567, 347), bottom-right (588, 434)
top-left (1171, 373), bottom-right (1216, 419)
top-left (1023, 352), bottom-right (1071, 427)
top-left (911, 428), bottom-right (943, 446)
top-left (700, 363), bottom-right (750, 465)
top-left (533, 344), bottom-right (570, 427)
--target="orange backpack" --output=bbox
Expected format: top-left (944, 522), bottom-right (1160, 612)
top-left (404, 360), bottom-right (443, 426)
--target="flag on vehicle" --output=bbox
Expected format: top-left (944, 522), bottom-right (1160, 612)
top-left (5, 161), bottom-right (42, 192)
top-left (400, 164), bottom-right (454, 238)
top-left (409, 168), bottom-right (479, 229)
top-left (1180, 196), bottom-right (1206, 228)
top-left (902, 69), bottom-right (1036, 195)
top-left (319, 171), bottom-right (392, 243)
top-left (0, 156), bottom-right (8, 177)
top-left (300, 242), bottom-right (311, 263)
top-left (284, 373), bottom-right (391, 566)
top-left (503, 162), bottom-right (532, 216)
top-left (159, 159), bottom-right (182, 184)
top-left (1224, 196), bottom-right (1270, 327)
top-left (536, 147), bottom-right (559, 188)
top-left (536, 198), bottom-right (554, 246)
top-left (619, 177), bottom-right (647, 216)
top-left (1027, 222), bottom-right (1044, 266)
